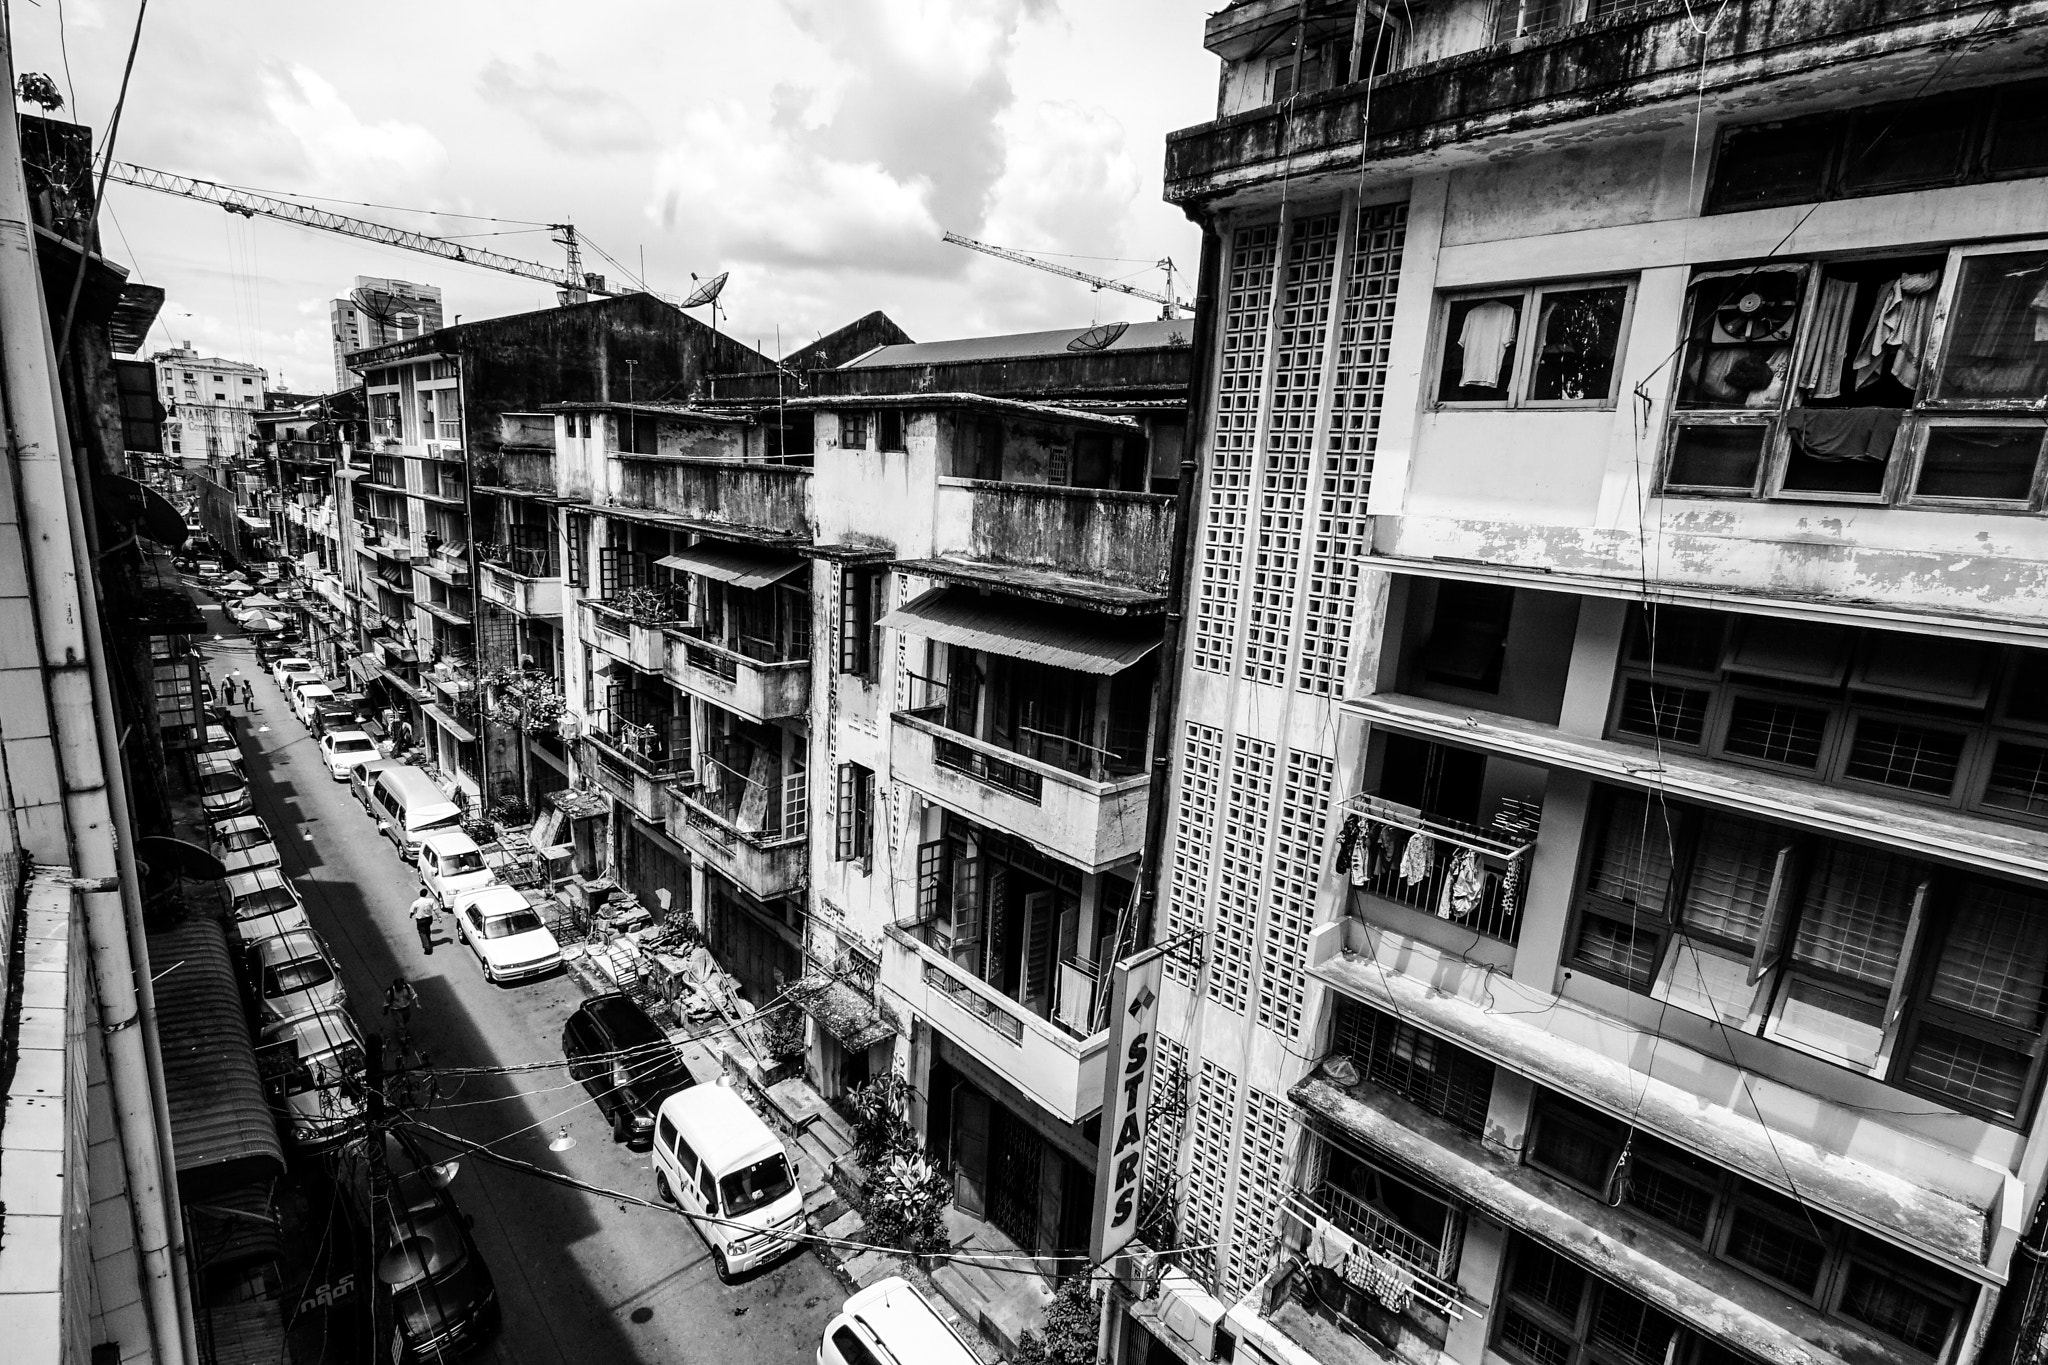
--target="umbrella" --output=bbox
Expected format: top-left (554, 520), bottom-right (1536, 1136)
top-left (242, 613), bottom-right (285, 633)
top-left (219, 572), bottom-right (250, 585)
top-left (240, 593), bottom-right (284, 608)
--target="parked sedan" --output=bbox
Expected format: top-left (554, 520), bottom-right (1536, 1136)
top-left (563, 993), bottom-right (695, 1146)
top-left (247, 929), bottom-right (345, 1023)
top-left (202, 723), bottom-right (238, 758)
top-left (197, 755), bottom-right (253, 820)
top-left (210, 814), bottom-right (282, 877)
top-left (320, 729), bottom-right (382, 781)
top-left (418, 830), bottom-right (496, 908)
top-left (260, 1007), bottom-right (366, 1151)
top-left (225, 866), bottom-right (302, 922)
top-left (269, 656), bottom-right (317, 689)
top-left (451, 887), bottom-right (562, 984)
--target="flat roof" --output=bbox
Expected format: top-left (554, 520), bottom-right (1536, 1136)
top-left (543, 400), bottom-right (752, 424)
top-left (843, 319), bottom-right (1190, 367)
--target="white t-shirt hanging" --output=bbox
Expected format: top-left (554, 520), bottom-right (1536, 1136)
top-left (1458, 300), bottom-right (1518, 389)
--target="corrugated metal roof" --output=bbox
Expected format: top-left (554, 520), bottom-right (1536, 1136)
top-left (843, 319), bottom-right (1189, 367)
top-left (878, 586), bottom-right (1160, 676)
top-left (147, 918), bottom-right (284, 1195)
top-left (422, 703), bottom-right (477, 744)
top-left (657, 543), bottom-right (805, 589)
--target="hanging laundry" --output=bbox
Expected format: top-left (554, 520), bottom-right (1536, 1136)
top-left (1371, 823), bottom-right (1400, 881)
top-left (1333, 813), bottom-right (1362, 874)
top-left (1445, 848), bottom-right (1484, 921)
top-left (1458, 300), bottom-right (1518, 388)
top-left (1310, 1218), bottom-right (1357, 1272)
top-left (1501, 856), bottom-right (1523, 914)
top-left (1797, 277), bottom-right (1858, 398)
top-left (1343, 1245), bottom-right (1416, 1314)
top-left (1350, 842), bottom-right (1371, 888)
top-left (1398, 832), bottom-right (1434, 885)
top-left (1783, 407), bottom-right (1903, 461)
top-left (1853, 271), bottom-right (1942, 390)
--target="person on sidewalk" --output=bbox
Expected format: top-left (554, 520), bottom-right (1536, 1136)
top-left (410, 891), bottom-right (438, 954)
top-left (225, 670), bottom-right (244, 709)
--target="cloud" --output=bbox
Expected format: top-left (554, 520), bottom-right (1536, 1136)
top-left (257, 65), bottom-right (446, 196)
top-left (982, 99), bottom-right (1140, 257)
top-left (476, 55), bottom-right (655, 156)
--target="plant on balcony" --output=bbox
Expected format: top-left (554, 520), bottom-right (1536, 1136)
top-left (1014, 1278), bottom-right (1102, 1365)
top-left (614, 584), bottom-right (679, 625)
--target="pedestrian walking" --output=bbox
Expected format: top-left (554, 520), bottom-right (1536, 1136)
top-left (410, 891), bottom-right (438, 954)
top-left (225, 670), bottom-right (244, 710)
top-left (384, 976), bottom-right (418, 1027)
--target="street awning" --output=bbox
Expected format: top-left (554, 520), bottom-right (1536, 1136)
top-left (349, 653), bottom-right (382, 687)
top-left (657, 542), bottom-right (805, 590)
top-left (422, 703), bottom-right (477, 744)
top-left (792, 973), bottom-right (896, 1052)
top-left (236, 514), bottom-right (271, 531)
top-left (147, 918), bottom-right (285, 1197)
top-left (879, 586), bottom-right (1159, 676)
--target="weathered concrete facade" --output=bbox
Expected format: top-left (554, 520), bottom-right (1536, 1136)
top-left (1129, 5), bottom-right (2048, 1365)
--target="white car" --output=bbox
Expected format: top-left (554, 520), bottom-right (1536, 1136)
top-left (260, 1008), bottom-right (366, 1151)
top-left (210, 814), bottom-right (282, 877)
top-left (294, 683), bottom-right (337, 727)
top-left (451, 886), bottom-right (562, 984)
top-left (270, 656), bottom-right (317, 689)
top-left (418, 830), bottom-right (497, 908)
top-left (202, 723), bottom-right (238, 757)
top-left (196, 754), bottom-right (252, 820)
top-left (320, 729), bottom-right (382, 780)
top-left (247, 930), bottom-right (345, 1024)
top-left (224, 866), bottom-right (302, 924)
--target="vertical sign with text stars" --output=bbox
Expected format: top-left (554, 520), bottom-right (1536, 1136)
top-left (1091, 945), bottom-right (1167, 1265)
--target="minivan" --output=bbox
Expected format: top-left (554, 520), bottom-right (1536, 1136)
top-left (652, 1083), bottom-right (805, 1281)
top-left (371, 766), bottom-right (464, 859)
top-left (350, 757), bottom-right (403, 816)
top-left (818, 1277), bottom-right (981, 1365)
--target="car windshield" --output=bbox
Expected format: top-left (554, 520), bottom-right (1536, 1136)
top-left (332, 736), bottom-right (375, 754)
top-left (237, 886), bottom-right (296, 915)
top-left (200, 771), bottom-right (245, 796)
top-left (443, 850), bottom-right (486, 874)
top-left (221, 828), bottom-right (269, 851)
top-left (283, 1043), bottom-right (364, 1094)
top-left (264, 957), bottom-right (333, 996)
top-left (482, 910), bottom-right (543, 939)
top-left (718, 1156), bottom-right (795, 1217)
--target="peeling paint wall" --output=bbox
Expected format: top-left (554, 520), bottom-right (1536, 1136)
top-left (934, 479), bottom-right (1177, 592)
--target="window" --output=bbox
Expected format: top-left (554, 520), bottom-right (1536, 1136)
top-left (565, 515), bottom-right (588, 588)
top-left (877, 409), bottom-right (905, 452)
top-left (1328, 996), bottom-right (1495, 1135)
top-left (835, 762), bottom-right (874, 864)
top-left (971, 420), bottom-right (1004, 481)
top-left (242, 376), bottom-right (254, 385)
top-left (836, 566), bottom-right (884, 680)
top-left (1569, 785), bottom-right (2048, 1123)
top-left (840, 412), bottom-right (869, 451)
top-left (1419, 581), bottom-right (1513, 693)
top-left (1434, 279), bottom-right (1632, 406)
top-left (1496, 1236), bottom-right (1690, 1365)
top-left (829, 1328), bottom-right (884, 1365)
top-left (1706, 80), bottom-right (2048, 215)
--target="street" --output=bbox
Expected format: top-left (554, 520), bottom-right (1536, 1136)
top-left (210, 630), bottom-right (843, 1365)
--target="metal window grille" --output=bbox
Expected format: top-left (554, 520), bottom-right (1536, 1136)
top-left (1723, 696), bottom-right (1828, 769)
top-left (1194, 224), bottom-right (1277, 674)
top-left (915, 839), bottom-right (947, 925)
top-left (1248, 213), bottom-right (1337, 689)
top-left (1257, 749), bottom-right (1333, 1036)
top-left (834, 763), bottom-right (873, 862)
top-left (1329, 995), bottom-right (1496, 1136)
top-left (1209, 735), bottom-right (1277, 1014)
top-left (1844, 718), bottom-right (1965, 795)
top-left (1984, 740), bottom-right (2048, 818)
top-left (1167, 723), bottom-right (1224, 989)
top-left (1616, 679), bottom-right (1710, 746)
top-left (1300, 201), bottom-right (1405, 696)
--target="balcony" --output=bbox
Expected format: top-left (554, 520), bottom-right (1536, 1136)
top-left (478, 551), bottom-right (563, 618)
top-left (610, 454), bottom-right (813, 541)
top-left (662, 625), bottom-right (808, 723)
top-left (665, 780), bottom-right (807, 901)
top-left (882, 926), bottom-right (1109, 1125)
top-left (580, 599), bottom-right (666, 673)
top-left (889, 706), bottom-right (1146, 875)
top-left (1340, 794), bottom-right (1539, 949)
top-left (584, 728), bottom-right (679, 825)
top-left (928, 478), bottom-right (1175, 602)
top-left (1278, 1181), bottom-right (1466, 1324)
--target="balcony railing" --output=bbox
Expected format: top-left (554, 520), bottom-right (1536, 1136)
top-left (1280, 1186), bottom-right (1465, 1322)
top-left (902, 672), bottom-right (1139, 785)
top-left (923, 961), bottom-right (1025, 1043)
top-left (933, 732), bottom-right (1042, 802)
top-left (585, 712), bottom-right (688, 778)
top-left (476, 541), bottom-right (557, 579)
top-left (1339, 794), bottom-right (1539, 946)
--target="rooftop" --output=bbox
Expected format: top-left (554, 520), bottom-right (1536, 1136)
top-left (784, 390), bottom-right (1140, 432)
top-left (844, 319), bottom-right (1190, 367)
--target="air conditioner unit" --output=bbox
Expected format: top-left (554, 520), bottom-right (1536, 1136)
top-left (1112, 1246), bottom-right (1161, 1299)
top-left (1156, 1269), bottom-right (1227, 1361)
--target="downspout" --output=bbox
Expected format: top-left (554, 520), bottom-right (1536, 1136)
top-left (1130, 225), bottom-right (1223, 957)
top-left (0, 62), bottom-right (195, 1365)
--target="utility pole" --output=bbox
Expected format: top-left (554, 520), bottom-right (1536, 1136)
top-left (364, 1035), bottom-right (394, 1365)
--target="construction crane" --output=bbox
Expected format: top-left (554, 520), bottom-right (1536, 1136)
top-left (105, 161), bottom-right (628, 303)
top-left (942, 230), bottom-right (1189, 319)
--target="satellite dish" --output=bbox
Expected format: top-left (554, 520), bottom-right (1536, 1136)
top-left (1066, 321), bottom-right (1130, 353)
top-left (137, 835), bottom-right (227, 882)
top-left (679, 272), bottom-right (728, 309)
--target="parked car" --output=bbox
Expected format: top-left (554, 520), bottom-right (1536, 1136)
top-left (210, 814), bottom-right (282, 877)
top-left (259, 1007), bottom-right (366, 1150)
top-left (310, 698), bottom-right (363, 740)
top-left (246, 929), bottom-right (345, 1023)
top-left (293, 683), bottom-right (338, 726)
top-left (202, 723), bottom-right (238, 757)
top-left (320, 729), bottom-right (382, 781)
top-left (418, 830), bottom-right (497, 908)
top-left (652, 1083), bottom-right (805, 1281)
top-left (359, 1131), bottom-right (500, 1358)
top-left (562, 993), bottom-right (695, 1146)
top-left (818, 1278), bottom-right (980, 1365)
top-left (196, 754), bottom-right (253, 820)
top-left (350, 757), bottom-right (403, 816)
top-left (270, 656), bottom-right (318, 690)
top-left (224, 866), bottom-right (303, 923)
top-left (372, 766), bottom-right (466, 859)
top-left (450, 886), bottom-right (561, 984)
top-left (282, 671), bottom-right (325, 711)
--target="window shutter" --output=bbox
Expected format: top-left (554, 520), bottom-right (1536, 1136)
top-left (951, 856), bottom-right (982, 965)
top-left (1881, 879), bottom-right (1933, 1033)
top-left (598, 544), bottom-right (621, 598)
top-left (1747, 844), bottom-right (1799, 985)
top-left (916, 840), bottom-right (947, 924)
top-left (837, 569), bottom-right (868, 675)
top-left (782, 769), bottom-right (807, 838)
top-left (855, 768), bottom-right (875, 862)
top-left (835, 764), bottom-right (858, 861)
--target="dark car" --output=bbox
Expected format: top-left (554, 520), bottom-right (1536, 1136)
top-left (360, 1130), bottom-right (500, 1360)
top-left (562, 993), bottom-right (695, 1146)
top-left (310, 701), bottom-right (360, 740)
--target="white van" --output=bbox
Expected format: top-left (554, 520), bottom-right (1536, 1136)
top-left (370, 765), bottom-right (464, 859)
top-left (818, 1277), bottom-right (981, 1365)
top-left (651, 1083), bottom-right (806, 1281)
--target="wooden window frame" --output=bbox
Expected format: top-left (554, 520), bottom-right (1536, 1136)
top-left (1429, 276), bottom-right (1638, 410)
top-left (834, 762), bottom-right (874, 867)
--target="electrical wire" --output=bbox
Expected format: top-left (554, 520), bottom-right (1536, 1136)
top-left (194, 178), bottom-right (553, 227)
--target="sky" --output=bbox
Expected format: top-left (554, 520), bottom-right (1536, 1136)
top-left (9, 0), bottom-right (1218, 392)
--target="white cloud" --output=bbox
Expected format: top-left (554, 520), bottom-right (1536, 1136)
top-left (259, 65), bottom-right (446, 197)
top-left (476, 55), bottom-right (655, 156)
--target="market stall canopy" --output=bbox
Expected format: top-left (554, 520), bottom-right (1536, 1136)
top-left (146, 918), bottom-right (285, 1196)
top-left (878, 586), bottom-right (1160, 675)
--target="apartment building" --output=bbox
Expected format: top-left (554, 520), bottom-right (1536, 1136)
top-left (150, 343), bottom-right (264, 465)
top-left (1121, 5), bottom-right (2048, 1365)
top-left (331, 275), bottom-right (444, 391)
top-left (263, 390), bottom-right (368, 674)
top-left (345, 293), bottom-right (765, 808)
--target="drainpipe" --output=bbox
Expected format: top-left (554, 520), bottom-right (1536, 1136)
top-left (0, 51), bottom-right (195, 1365)
top-left (1129, 225), bottom-right (1223, 961)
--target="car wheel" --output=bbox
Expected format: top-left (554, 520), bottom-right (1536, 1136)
top-left (656, 1171), bottom-right (675, 1204)
top-left (712, 1248), bottom-right (732, 1284)
top-left (611, 1110), bottom-right (632, 1145)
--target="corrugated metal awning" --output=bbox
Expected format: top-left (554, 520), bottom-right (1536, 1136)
top-left (422, 703), bottom-right (477, 744)
top-left (879, 586), bottom-right (1159, 676)
top-left (147, 919), bottom-right (284, 1197)
top-left (657, 543), bottom-right (805, 589)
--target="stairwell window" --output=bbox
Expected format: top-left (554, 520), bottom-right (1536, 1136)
top-left (1432, 279), bottom-right (1633, 407)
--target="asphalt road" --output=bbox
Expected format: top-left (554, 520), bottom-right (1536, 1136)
top-left (207, 629), bottom-right (843, 1365)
